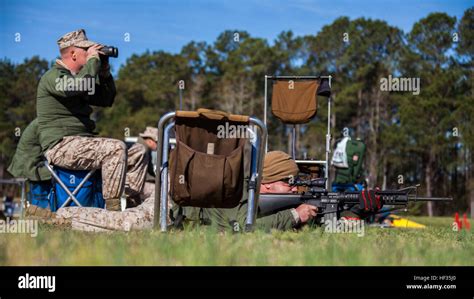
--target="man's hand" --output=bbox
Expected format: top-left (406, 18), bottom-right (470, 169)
top-left (86, 44), bottom-right (102, 60)
top-left (295, 204), bottom-right (318, 223)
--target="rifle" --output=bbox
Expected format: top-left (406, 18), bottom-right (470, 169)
top-left (258, 179), bottom-right (452, 224)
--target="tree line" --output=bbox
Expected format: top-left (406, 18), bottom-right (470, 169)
top-left (0, 8), bottom-right (472, 216)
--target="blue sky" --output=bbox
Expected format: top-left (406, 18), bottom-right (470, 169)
top-left (1, 0), bottom-right (471, 71)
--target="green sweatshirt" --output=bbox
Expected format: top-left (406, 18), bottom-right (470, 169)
top-left (36, 57), bottom-right (116, 152)
top-left (7, 119), bottom-right (51, 181)
top-left (202, 201), bottom-right (297, 232)
top-left (173, 200), bottom-right (298, 232)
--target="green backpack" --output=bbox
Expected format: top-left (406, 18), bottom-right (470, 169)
top-left (334, 139), bottom-right (366, 184)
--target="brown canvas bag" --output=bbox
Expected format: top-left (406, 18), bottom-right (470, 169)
top-left (271, 80), bottom-right (319, 124)
top-left (169, 109), bottom-right (247, 208)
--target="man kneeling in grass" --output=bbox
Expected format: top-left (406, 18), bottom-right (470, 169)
top-left (50, 151), bottom-right (317, 232)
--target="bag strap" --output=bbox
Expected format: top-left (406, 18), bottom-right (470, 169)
top-left (199, 208), bottom-right (211, 225)
top-left (173, 206), bottom-right (185, 229)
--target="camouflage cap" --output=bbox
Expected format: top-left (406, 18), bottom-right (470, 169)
top-left (139, 127), bottom-right (159, 142)
top-left (262, 151), bottom-right (299, 184)
top-left (57, 29), bottom-right (98, 50)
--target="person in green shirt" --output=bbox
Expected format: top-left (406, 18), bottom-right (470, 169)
top-left (36, 29), bottom-right (148, 211)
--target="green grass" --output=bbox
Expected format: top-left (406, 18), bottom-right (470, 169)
top-left (0, 216), bottom-right (472, 266)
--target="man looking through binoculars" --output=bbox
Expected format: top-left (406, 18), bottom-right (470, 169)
top-left (36, 29), bottom-right (148, 211)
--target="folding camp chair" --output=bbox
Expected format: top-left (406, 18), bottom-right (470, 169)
top-left (42, 161), bottom-right (104, 211)
top-left (263, 75), bottom-right (332, 188)
top-left (154, 109), bottom-right (267, 232)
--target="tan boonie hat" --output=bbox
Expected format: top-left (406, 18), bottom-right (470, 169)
top-left (262, 151), bottom-right (299, 184)
top-left (139, 127), bottom-right (159, 142)
top-left (57, 29), bottom-right (98, 50)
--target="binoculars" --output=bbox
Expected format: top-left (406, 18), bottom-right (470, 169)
top-left (100, 46), bottom-right (119, 58)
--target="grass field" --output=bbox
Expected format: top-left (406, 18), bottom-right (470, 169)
top-left (0, 216), bottom-right (472, 266)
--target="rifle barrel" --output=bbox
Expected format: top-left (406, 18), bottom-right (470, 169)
top-left (408, 196), bottom-right (453, 202)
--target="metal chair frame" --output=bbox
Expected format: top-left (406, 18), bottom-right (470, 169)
top-left (154, 111), bottom-right (267, 232)
top-left (263, 75), bottom-right (332, 189)
top-left (43, 161), bottom-right (97, 209)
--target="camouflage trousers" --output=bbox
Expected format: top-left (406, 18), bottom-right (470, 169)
top-left (46, 136), bottom-right (148, 199)
top-left (56, 182), bottom-right (159, 232)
